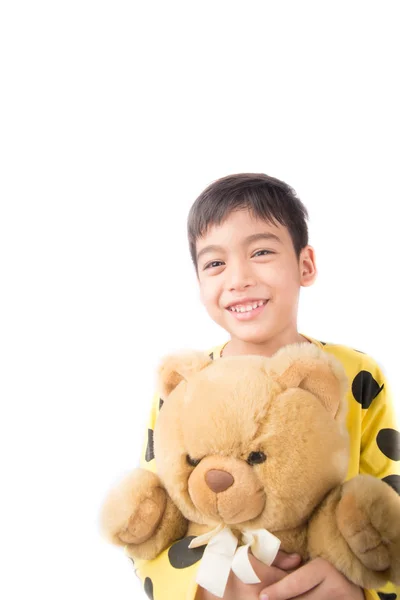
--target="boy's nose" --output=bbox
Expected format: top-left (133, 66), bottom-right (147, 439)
top-left (227, 264), bottom-right (255, 291)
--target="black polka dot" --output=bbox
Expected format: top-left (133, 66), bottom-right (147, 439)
top-left (209, 352), bottom-right (214, 360)
top-left (144, 577), bottom-right (154, 599)
top-left (377, 429), bottom-right (400, 461)
top-left (351, 370), bottom-right (384, 409)
top-left (319, 341), bottom-right (327, 346)
top-left (159, 397), bottom-right (164, 410)
top-left (378, 593), bottom-right (397, 600)
top-left (353, 348), bottom-right (365, 354)
top-left (145, 429), bottom-right (155, 462)
top-left (168, 536), bottom-right (206, 568)
top-left (382, 474), bottom-right (400, 495)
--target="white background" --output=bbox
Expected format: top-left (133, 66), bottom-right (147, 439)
top-left (1, 2), bottom-right (399, 599)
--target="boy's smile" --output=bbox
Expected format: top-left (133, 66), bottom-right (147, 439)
top-left (196, 209), bottom-right (317, 356)
top-left (226, 298), bottom-right (269, 320)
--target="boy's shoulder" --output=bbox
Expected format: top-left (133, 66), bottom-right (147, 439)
top-left (307, 337), bottom-right (383, 375)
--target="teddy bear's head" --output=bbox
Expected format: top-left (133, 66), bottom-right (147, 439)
top-left (154, 343), bottom-right (349, 533)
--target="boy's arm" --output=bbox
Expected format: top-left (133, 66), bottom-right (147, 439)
top-left (359, 358), bottom-right (400, 600)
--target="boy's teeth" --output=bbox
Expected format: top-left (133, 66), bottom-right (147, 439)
top-left (230, 300), bottom-right (265, 313)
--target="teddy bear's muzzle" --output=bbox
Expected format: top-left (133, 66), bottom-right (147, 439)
top-left (188, 457), bottom-right (266, 526)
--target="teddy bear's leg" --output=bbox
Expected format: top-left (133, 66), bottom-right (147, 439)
top-left (100, 468), bottom-right (187, 560)
top-left (335, 475), bottom-right (400, 586)
top-left (307, 479), bottom-right (400, 590)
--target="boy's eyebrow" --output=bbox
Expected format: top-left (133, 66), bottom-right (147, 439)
top-left (196, 233), bottom-right (282, 262)
top-left (246, 233), bottom-right (282, 245)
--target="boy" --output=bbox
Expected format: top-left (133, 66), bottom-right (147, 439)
top-left (135, 173), bottom-right (399, 600)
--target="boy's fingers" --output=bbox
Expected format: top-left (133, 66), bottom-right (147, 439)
top-left (271, 551), bottom-right (302, 571)
top-left (248, 552), bottom-right (286, 581)
top-left (246, 549), bottom-right (302, 588)
top-left (259, 558), bottom-right (328, 600)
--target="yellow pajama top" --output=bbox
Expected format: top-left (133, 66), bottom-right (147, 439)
top-left (132, 336), bottom-right (400, 600)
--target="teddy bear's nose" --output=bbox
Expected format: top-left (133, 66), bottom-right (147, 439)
top-left (205, 469), bottom-right (234, 493)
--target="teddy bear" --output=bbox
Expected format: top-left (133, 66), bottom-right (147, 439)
top-left (101, 343), bottom-right (400, 597)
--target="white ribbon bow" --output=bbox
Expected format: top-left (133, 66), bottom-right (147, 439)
top-left (188, 524), bottom-right (281, 598)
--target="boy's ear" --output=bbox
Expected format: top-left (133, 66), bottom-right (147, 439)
top-left (299, 245), bottom-right (317, 287)
top-left (158, 351), bottom-right (212, 398)
top-left (269, 344), bottom-right (348, 418)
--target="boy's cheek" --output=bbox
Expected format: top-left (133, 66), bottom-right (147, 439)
top-left (200, 293), bottom-right (225, 324)
top-left (198, 287), bottom-right (208, 308)
top-left (199, 283), bottom-right (218, 307)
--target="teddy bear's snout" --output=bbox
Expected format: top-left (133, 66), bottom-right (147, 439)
top-left (205, 469), bottom-right (234, 493)
top-left (187, 457), bottom-right (266, 524)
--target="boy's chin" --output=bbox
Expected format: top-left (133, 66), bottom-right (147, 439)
top-left (221, 323), bottom-right (275, 346)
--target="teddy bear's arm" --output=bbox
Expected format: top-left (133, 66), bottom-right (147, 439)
top-left (307, 475), bottom-right (400, 590)
top-left (100, 468), bottom-right (187, 560)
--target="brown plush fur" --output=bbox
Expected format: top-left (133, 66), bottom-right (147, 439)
top-left (100, 343), bottom-right (400, 587)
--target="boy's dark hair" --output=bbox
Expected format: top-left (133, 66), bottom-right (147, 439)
top-left (187, 173), bottom-right (309, 271)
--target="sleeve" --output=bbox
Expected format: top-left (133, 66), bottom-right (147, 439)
top-left (358, 358), bottom-right (400, 600)
top-left (138, 392), bottom-right (159, 475)
top-left (129, 392), bottom-right (200, 600)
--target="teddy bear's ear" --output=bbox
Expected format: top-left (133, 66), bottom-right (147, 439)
top-left (269, 343), bottom-right (348, 418)
top-left (158, 351), bottom-right (212, 398)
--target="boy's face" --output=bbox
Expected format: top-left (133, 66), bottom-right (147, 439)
top-left (196, 209), bottom-right (316, 348)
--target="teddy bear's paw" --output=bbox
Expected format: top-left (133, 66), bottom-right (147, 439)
top-left (337, 489), bottom-right (391, 571)
top-left (100, 468), bottom-right (169, 548)
top-left (118, 486), bottom-right (167, 545)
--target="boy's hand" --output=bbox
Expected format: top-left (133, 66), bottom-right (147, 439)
top-left (259, 557), bottom-right (365, 600)
top-left (195, 550), bottom-right (302, 599)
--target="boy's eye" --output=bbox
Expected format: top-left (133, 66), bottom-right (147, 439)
top-left (204, 260), bottom-right (224, 270)
top-left (247, 451), bottom-right (267, 465)
top-left (186, 455), bottom-right (202, 467)
top-left (252, 250), bottom-right (273, 258)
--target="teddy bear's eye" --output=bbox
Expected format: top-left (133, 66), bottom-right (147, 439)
top-left (186, 455), bottom-right (201, 467)
top-left (247, 451), bottom-right (267, 465)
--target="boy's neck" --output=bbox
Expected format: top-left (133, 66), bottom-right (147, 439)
top-left (222, 330), bottom-right (310, 358)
